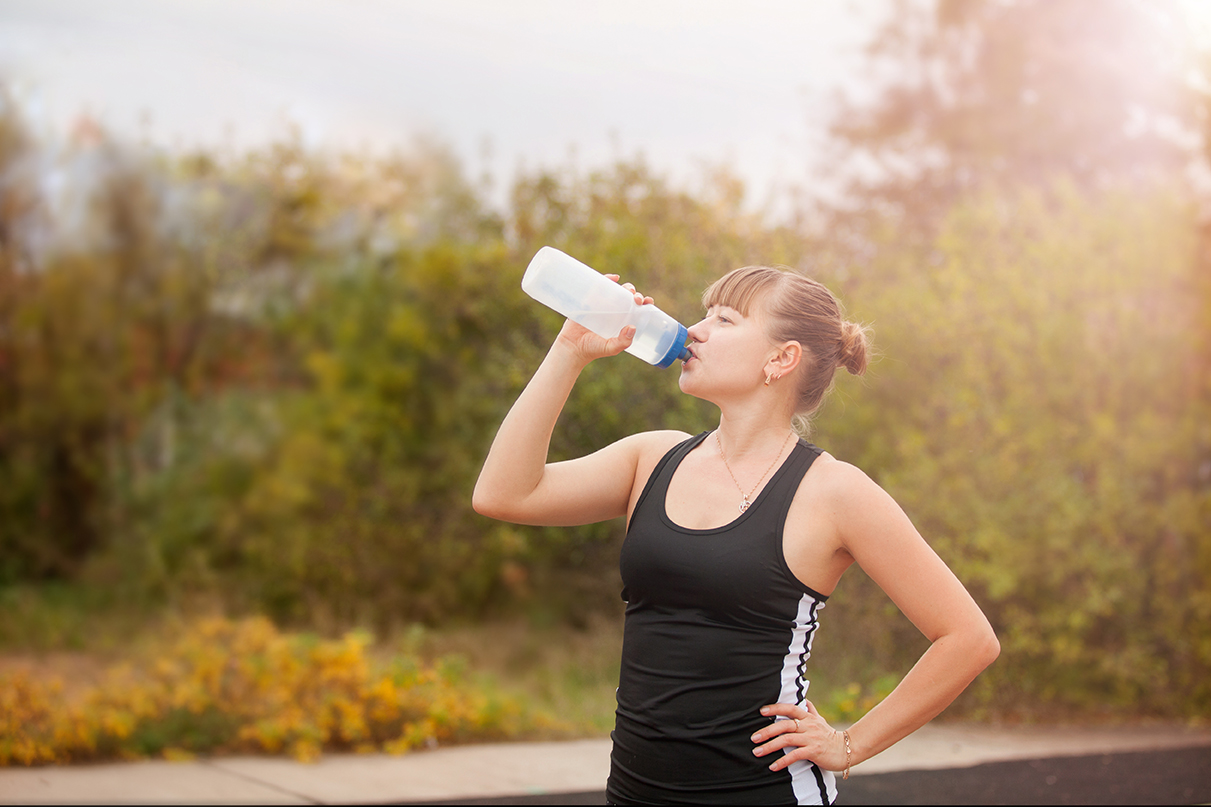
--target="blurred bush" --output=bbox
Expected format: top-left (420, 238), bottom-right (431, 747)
top-left (0, 616), bottom-right (548, 765)
top-left (815, 183), bottom-right (1211, 717)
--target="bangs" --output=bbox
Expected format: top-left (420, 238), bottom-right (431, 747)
top-left (701, 266), bottom-right (785, 317)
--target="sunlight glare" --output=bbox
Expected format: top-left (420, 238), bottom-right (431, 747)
top-left (1179, 0), bottom-right (1211, 49)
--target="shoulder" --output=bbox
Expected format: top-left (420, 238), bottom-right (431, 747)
top-left (802, 453), bottom-right (888, 515)
top-left (808, 453), bottom-right (875, 489)
top-left (618, 429), bottom-right (694, 485)
top-left (624, 429), bottom-right (695, 463)
top-left (804, 453), bottom-right (918, 551)
top-left (596, 429), bottom-right (694, 468)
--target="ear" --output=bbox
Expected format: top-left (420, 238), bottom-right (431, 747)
top-left (764, 341), bottom-right (802, 380)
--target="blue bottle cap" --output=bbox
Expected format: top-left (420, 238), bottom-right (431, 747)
top-left (655, 323), bottom-right (691, 369)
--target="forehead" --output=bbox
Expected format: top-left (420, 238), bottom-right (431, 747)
top-left (701, 267), bottom-right (781, 317)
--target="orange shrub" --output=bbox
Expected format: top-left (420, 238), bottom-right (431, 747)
top-left (0, 617), bottom-right (555, 765)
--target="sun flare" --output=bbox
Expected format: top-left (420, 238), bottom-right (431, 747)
top-left (1179, 0), bottom-right (1211, 47)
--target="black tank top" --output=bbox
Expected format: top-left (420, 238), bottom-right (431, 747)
top-left (607, 431), bottom-right (836, 806)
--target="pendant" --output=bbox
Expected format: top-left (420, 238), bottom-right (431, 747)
top-left (739, 498), bottom-right (750, 513)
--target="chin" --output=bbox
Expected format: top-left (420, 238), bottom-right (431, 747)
top-left (677, 365), bottom-right (695, 395)
top-left (677, 365), bottom-right (709, 400)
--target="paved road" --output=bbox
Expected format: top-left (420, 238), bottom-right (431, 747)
top-left (423, 746), bottom-right (1211, 805)
top-left (837, 746), bottom-right (1211, 805)
top-left (2, 723), bottom-right (1209, 804)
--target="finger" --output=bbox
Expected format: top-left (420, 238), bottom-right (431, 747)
top-left (614, 281), bottom-right (647, 306)
top-left (604, 326), bottom-right (637, 353)
top-left (751, 731), bottom-right (798, 759)
top-left (751, 717), bottom-right (799, 745)
top-left (760, 703), bottom-right (808, 721)
top-left (620, 283), bottom-right (645, 305)
top-left (768, 745), bottom-right (817, 773)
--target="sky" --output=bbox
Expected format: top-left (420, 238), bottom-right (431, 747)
top-left (0, 0), bottom-right (888, 210)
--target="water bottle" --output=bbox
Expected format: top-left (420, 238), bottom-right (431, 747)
top-left (522, 247), bottom-right (691, 368)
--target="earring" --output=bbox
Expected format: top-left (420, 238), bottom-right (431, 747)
top-left (764, 373), bottom-right (773, 387)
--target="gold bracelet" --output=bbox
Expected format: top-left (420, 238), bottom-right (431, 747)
top-left (842, 729), bottom-right (852, 780)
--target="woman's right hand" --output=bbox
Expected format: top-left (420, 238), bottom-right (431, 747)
top-left (474, 272), bottom-right (685, 529)
top-left (554, 275), bottom-right (654, 364)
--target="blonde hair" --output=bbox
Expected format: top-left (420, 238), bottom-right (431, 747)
top-left (702, 266), bottom-right (871, 417)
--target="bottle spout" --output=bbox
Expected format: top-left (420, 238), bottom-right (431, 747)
top-left (654, 322), bottom-right (691, 369)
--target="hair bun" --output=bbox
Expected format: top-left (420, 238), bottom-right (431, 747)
top-left (837, 320), bottom-right (870, 376)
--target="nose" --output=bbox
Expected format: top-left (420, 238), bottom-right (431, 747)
top-left (687, 318), bottom-right (708, 343)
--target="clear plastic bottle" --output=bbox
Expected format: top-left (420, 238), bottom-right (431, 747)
top-left (522, 246), bottom-right (691, 368)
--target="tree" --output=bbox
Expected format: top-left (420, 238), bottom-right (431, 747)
top-left (827, 0), bottom-right (1200, 230)
top-left (815, 182), bottom-right (1211, 716)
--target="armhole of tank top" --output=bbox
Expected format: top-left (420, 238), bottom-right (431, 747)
top-left (775, 440), bottom-right (830, 603)
top-left (628, 431), bottom-right (709, 527)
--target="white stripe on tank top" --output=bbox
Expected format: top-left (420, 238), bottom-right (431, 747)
top-left (778, 592), bottom-right (837, 805)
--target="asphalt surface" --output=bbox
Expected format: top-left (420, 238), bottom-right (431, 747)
top-left (407, 746), bottom-right (1211, 806)
top-left (3, 723), bottom-right (1210, 804)
top-left (836, 745), bottom-right (1211, 805)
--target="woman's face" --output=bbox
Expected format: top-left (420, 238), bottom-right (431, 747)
top-left (678, 302), bottom-right (777, 402)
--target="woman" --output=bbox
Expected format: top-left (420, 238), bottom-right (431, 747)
top-left (473, 265), bottom-right (999, 805)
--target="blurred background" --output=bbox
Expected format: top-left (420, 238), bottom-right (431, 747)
top-left (0, 0), bottom-right (1209, 765)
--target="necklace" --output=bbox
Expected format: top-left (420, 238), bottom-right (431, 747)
top-left (715, 430), bottom-right (795, 513)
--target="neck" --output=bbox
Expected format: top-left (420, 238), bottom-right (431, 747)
top-left (714, 406), bottom-right (796, 461)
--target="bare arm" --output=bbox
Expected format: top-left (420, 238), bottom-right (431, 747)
top-left (473, 283), bottom-right (686, 526)
top-left (754, 462), bottom-right (1000, 772)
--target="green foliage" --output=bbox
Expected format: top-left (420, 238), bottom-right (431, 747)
top-left (0, 70), bottom-right (1209, 724)
top-left (83, 156), bottom-right (785, 628)
top-left (815, 182), bottom-right (1211, 717)
top-left (213, 243), bottom-right (540, 625)
top-left (817, 674), bottom-right (900, 725)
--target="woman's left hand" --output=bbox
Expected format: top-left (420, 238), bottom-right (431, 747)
top-left (751, 699), bottom-right (847, 773)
